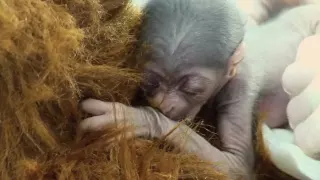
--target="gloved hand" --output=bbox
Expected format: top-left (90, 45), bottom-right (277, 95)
top-left (263, 35), bottom-right (320, 180)
top-left (282, 35), bottom-right (320, 158)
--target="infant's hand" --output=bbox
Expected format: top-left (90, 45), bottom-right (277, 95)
top-left (80, 99), bottom-right (172, 138)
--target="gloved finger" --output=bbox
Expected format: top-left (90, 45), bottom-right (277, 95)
top-left (282, 35), bottom-right (320, 97)
top-left (287, 74), bottom-right (320, 129)
top-left (282, 63), bottom-right (317, 97)
top-left (294, 105), bottom-right (320, 160)
top-left (81, 98), bottom-right (122, 115)
top-left (287, 94), bottom-right (313, 129)
top-left (296, 35), bottom-right (320, 65)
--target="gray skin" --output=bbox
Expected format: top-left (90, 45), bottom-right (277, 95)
top-left (134, 1), bottom-right (320, 179)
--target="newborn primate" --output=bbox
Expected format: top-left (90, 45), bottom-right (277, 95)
top-left (135, 1), bottom-right (320, 177)
top-left (80, 2), bottom-right (320, 180)
top-left (135, 0), bottom-right (253, 178)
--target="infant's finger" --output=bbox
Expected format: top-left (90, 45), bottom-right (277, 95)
top-left (81, 99), bottom-right (117, 115)
top-left (80, 115), bottom-right (114, 131)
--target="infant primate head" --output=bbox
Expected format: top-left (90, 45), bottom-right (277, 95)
top-left (139, 0), bottom-right (245, 121)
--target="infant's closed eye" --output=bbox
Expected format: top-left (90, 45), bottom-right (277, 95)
top-left (180, 85), bottom-right (205, 96)
top-left (180, 77), bottom-right (206, 95)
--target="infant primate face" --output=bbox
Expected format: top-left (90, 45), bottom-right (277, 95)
top-left (141, 63), bottom-right (223, 121)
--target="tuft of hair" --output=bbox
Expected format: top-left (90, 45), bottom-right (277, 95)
top-left (139, 0), bottom-right (245, 70)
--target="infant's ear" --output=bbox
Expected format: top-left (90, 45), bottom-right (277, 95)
top-left (226, 42), bottom-right (245, 78)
